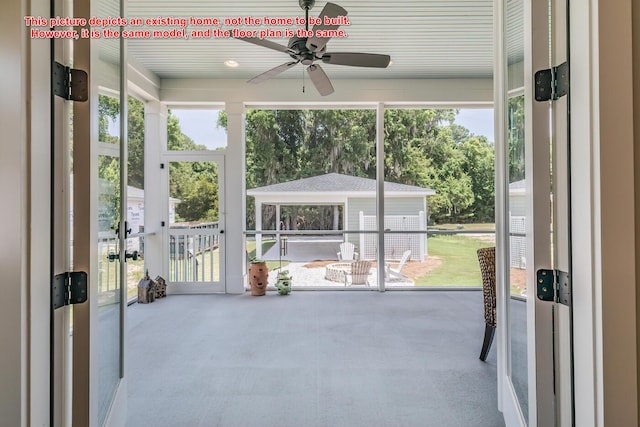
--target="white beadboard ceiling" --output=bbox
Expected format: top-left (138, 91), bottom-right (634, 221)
top-left (103, 0), bottom-right (523, 80)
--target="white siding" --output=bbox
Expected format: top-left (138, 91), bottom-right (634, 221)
top-left (346, 197), bottom-right (426, 232)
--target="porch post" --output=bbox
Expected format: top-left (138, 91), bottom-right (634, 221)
top-left (144, 101), bottom-right (167, 280)
top-left (255, 200), bottom-right (263, 259)
top-left (376, 102), bottom-right (385, 291)
top-left (275, 203), bottom-right (281, 253)
top-left (225, 102), bottom-right (246, 293)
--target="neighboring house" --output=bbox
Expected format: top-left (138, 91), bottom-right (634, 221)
top-left (126, 185), bottom-right (180, 233)
top-left (247, 173), bottom-right (435, 261)
top-left (75, 178), bottom-right (180, 250)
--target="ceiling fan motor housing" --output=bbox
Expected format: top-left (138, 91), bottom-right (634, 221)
top-left (299, 0), bottom-right (315, 10)
top-left (238, 2), bottom-right (389, 96)
top-left (288, 36), bottom-right (324, 64)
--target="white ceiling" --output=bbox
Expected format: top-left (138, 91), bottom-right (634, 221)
top-left (104, 0), bottom-right (523, 81)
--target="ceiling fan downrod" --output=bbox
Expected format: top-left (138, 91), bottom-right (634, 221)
top-left (299, 0), bottom-right (315, 31)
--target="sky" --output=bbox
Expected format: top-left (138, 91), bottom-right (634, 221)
top-left (169, 108), bottom-right (495, 150)
top-left (171, 109), bottom-right (228, 149)
top-left (454, 108), bottom-right (494, 142)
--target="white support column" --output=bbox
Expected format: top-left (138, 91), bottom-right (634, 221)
top-left (419, 211), bottom-right (426, 261)
top-left (359, 211), bottom-right (365, 260)
top-left (275, 204), bottom-right (281, 254)
top-left (376, 103), bottom-right (385, 291)
top-left (255, 201), bottom-right (263, 260)
top-left (225, 102), bottom-right (246, 293)
top-left (144, 101), bottom-right (167, 280)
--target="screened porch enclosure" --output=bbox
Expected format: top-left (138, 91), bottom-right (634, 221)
top-left (247, 172), bottom-right (434, 260)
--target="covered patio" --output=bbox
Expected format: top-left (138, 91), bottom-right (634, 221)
top-left (247, 172), bottom-right (435, 261)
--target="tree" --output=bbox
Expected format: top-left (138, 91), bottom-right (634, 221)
top-left (175, 175), bottom-right (219, 222)
top-left (459, 136), bottom-right (495, 222)
top-left (218, 108), bottom-right (496, 227)
top-left (98, 95), bottom-right (121, 228)
top-left (127, 96), bottom-right (145, 189)
top-left (165, 110), bottom-right (220, 223)
top-left (508, 95), bottom-right (525, 182)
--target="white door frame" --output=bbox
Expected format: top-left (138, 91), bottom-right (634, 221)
top-left (569, 0), bottom-right (638, 425)
top-left (495, 0), bottom-right (555, 424)
top-left (72, 0), bottom-right (129, 424)
top-left (162, 151), bottom-right (226, 293)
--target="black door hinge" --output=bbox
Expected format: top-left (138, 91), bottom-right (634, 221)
top-left (53, 61), bottom-right (88, 102)
top-left (534, 61), bottom-right (569, 102)
top-left (52, 272), bottom-right (88, 310)
top-left (536, 269), bottom-right (571, 307)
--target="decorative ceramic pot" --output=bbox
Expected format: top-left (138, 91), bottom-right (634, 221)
top-left (249, 261), bottom-right (269, 296)
top-left (275, 271), bottom-right (292, 295)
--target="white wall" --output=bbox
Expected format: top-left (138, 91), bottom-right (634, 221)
top-left (161, 78), bottom-right (493, 105)
top-left (592, 0), bottom-right (638, 424)
top-left (0, 0), bottom-right (28, 424)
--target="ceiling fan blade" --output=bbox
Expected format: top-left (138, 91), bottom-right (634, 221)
top-left (234, 36), bottom-right (294, 54)
top-left (248, 62), bottom-right (299, 84)
top-left (305, 2), bottom-right (348, 53)
top-left (322, 53), bottom-right (391, 68)
top-left (307, 64), bottom-right (334, 96)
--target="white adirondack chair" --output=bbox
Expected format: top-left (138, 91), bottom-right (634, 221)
top-left (385, 250), bottom-right (411, 280)
top-left (337, 242), bottom-right (358, 261)
top-left (343, 260), bottom-right (372, 286)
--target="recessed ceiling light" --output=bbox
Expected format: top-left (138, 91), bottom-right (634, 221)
top-left (224, 60), bottom-right (239, 67)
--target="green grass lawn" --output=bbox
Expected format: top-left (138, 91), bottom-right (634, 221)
top-left (415, 235), bottom-right (494, 287)
top-left (429, 222), bottom-right (496, 231)
top-left (245, 238), bottom-right (289, 271)
top-left (169, 248), bottom-right (221, 283)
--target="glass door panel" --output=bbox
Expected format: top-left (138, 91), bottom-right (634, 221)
top-left (499, 0), bottom-right (557, 424)
top-left (508, 93), bottom-right (528, 421)
top-left (126, 95), bottom-right (146, 300)
top-left (97, 152), bottom-right (122, 424)
top-left (94, 0), bottom-right (125, 418)
top-left (507, 1), bottom-right (527, 411)
top-left (505, 0), bottom-right (530, 419)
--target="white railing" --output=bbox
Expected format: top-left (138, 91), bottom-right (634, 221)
top-left (168, 224), bottom-right (220, 283)
top-left (97, 235), bottom-right (119, 306)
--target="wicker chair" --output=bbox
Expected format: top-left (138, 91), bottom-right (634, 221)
top-left (343, 260), bottom-right (372, 286)
top-left (477, 247), bottom-right (496, 361)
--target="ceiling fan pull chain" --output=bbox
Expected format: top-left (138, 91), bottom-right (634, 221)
top-left (302, 66), bottom-right (305, 93)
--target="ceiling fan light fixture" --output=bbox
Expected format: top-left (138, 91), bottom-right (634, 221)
top-left (224, 60), bottom-right (239, 68)
top-left (388, 60), bottom-right (393, 66)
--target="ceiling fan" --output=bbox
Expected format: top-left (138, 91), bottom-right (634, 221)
top-left (234, 0), bottom-right (391, 96)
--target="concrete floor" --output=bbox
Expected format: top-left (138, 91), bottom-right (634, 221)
top-left (126, 291), bottom-right (504, 427)
top-left (262, 237), bottom-right (343, 262)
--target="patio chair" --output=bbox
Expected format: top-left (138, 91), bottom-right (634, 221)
top-left (477, 247), bottom-right (496, 361)
top-left (337, 241), bottom-right (358, 261)
top-left (343, 260), bottom-right (372, 286)
top-left (385, 250), bottom-right (411, 280)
